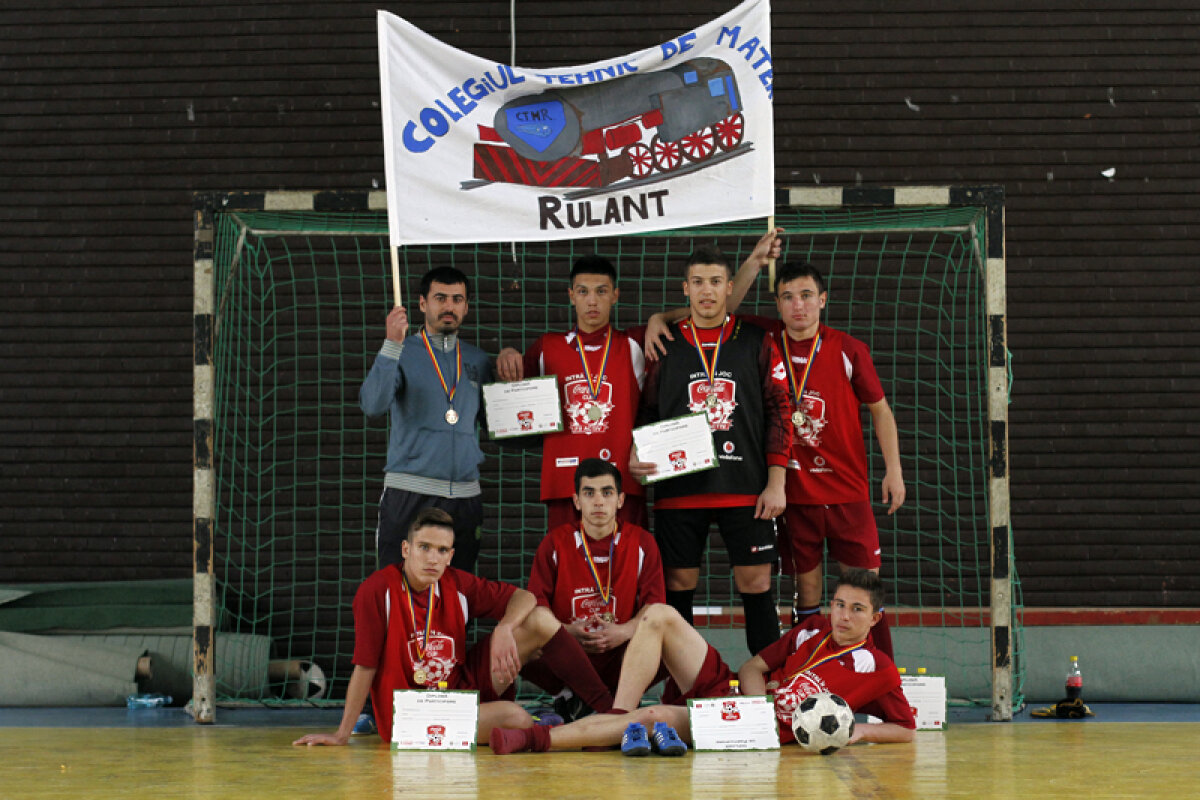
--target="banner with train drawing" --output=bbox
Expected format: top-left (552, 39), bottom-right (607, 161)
top-left (377, 0), bottom-right (773, 245)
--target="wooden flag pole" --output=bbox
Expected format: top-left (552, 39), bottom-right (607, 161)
top-left (767, 214), bottom-right (777, 287)
top-left (390, 246), bottom-right (403, 307)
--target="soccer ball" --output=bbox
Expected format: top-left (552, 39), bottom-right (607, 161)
top-left (791, 692), bottom-right (855, 755)
top-left (287, 661), bottom-right (327, 700)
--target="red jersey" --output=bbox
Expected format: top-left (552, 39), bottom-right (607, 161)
top-left (524, 325), bottom-right (646, 501)
top-left (757, 615), bottom-right (915, 744)
top-left (747, 317), bottom-right (885, 504)
top-left (352, 563), bottom-right (516, 742)
top-left (526, 522), bottom-right (665, 625)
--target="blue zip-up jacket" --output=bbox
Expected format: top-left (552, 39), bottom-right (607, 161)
top-left (359, 332), bottom-right (493, 497)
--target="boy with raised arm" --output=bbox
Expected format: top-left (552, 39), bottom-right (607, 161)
top-left (631, 244), bottom-right (792, 656)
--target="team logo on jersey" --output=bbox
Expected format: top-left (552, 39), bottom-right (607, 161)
top-left (721, 700), bottom-right (742, 721)
top-left (688, 378), bottom-right (737, 431)
top-left (573, 591), bottom-right (620, 631)
top-left (409, 633), bottom-right (456, 685)
top-left (565, 378), bottom-right (614, 434)
top-left (774, 670), bottom-right (829, 728)
top-left (426, 724), bottom-right (446, 746)
top-left (795, 392), bottom-right (828, 446)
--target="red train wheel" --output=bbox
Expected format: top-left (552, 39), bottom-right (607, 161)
top-left (651, 135), bottom-right (684, 171)
top-left (713, 113), bottom-right (745, 151)
top-left (680, 127), bottom-right (716, 162)
top-left (625, 143), bottom-right (654, 177)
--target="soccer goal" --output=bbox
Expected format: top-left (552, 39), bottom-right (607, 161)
top-left (191, 186), bottom-right (1017, 722)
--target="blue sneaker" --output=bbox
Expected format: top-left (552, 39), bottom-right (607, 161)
top-left (621, 722), bottom-right (651, 756)
top-left (351, 712), bottom-right (377, 735)
top-left (651, 722), bottom-right (687, 756)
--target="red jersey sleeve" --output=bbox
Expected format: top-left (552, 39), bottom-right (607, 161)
top-left (844, 335), bottom-right (885, 405)
top-left (525, 533), bottom-right (559, 609)
top-left (351, 568), bottom-right (392, 669)
top-left (860, 684), bottom-right (918, 729)
top-left (450, 567), bottom-right (518, 621)
top-left (635, 527), bottom-right (667, 607)
top-left (741, 314), bottom-right (777, 333)
top-left (523, 334), bottom-right (547, 379)
top-left (758, 329), bottom-right (793, 467)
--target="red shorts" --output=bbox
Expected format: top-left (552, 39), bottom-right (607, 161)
top-left (661, 644), bottom-right (735, 705)
top-left (545, 495), bottom-right (649, 530)
top-left (779, 501), bottom-right (881, 574)
top-left (452, 634), bottom-right (516, 702)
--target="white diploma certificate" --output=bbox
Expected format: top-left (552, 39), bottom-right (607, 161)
top-left (391, 689), bottom-right (479, 750)
top-left (688, 695), bottom-right (780, 751)
top-left (631, 412), bottom-right (718, 483)
top-left (482, 376), bottom-right (563, 438)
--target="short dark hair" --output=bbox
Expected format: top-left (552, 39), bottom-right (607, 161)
top-left (836, 568), bottom-right (885, 612)
top-left (684, 244), bottom-right (732, 278)
top-left (419, 266), bottom-right (470, 300)
top-left (573, 457), bottom-right (622, 494)
top-left (569, 254), bottom-right (618, 286)
top-left (408, 507), bottom-right (455, 542)
top-left (774, 261), bottom-right (826, 295)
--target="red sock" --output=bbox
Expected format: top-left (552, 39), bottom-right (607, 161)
top-left (489, 726), bottom-right (552, 755)
top-left (870, 608), bottom-right (895, 660)
top-left (539, 627), bottom-right (614, 713)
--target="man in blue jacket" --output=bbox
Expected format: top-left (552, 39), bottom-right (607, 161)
top-left (360, 266), bottom-right (493, 573)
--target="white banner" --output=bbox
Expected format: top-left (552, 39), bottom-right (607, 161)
top-left (378, 0), bottom-right (774, 245)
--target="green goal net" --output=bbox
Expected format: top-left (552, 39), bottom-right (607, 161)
top-left (203, 194), bottom-right (1021, 711)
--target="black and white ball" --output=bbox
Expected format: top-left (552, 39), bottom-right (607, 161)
top-left (287, 661), bottom-right (327, 700)
top-left (791, 692), bottom-right (855, 754)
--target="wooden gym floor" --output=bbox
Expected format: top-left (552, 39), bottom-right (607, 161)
top-left (2, 706), bottom-right (1197, 799)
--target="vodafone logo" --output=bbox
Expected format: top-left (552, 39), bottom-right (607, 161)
top-left (723, 441), bottom-right (735, 454)
top-left (599, 448), bottom-right (612, 461)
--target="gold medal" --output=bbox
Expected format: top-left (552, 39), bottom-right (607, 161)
top-left (600, 612), bottom-right (616, 624)
top-left (413, 668), bottom-right (428, 686)
top-left (444, 409), bottom-right (459, 425)
top-left (705, 393), bottom-right (718, 409)
top-left (792, 410), bottom-right (807, 428)
top-left (587, 403), bottom-right (603, 421)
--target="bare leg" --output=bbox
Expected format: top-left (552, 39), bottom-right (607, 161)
top-left (546, 705), bottom-right (692, 750)
top-left (665, 567), bottom-right (700, 591)
top-left (477, 701), bottom-right (532, 744)
top-left (796, 565), bottom-right (824, 608)
top-left (612, 603), bottom-right (710, 711)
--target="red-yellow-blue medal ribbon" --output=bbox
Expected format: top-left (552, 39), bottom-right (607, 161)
top-left (580, 526), bottom-right (616, 619)
top-left (573, 327), bottom-right (613, 418)
top-left (786, 632), bottom-right (867, 683)
top-left (421, 329), bottom-right (462, 423)
top-left (782, 330), bottom-right (821, 421)
top-left (401, 573), bottom-right (436, 685)
top-left (688, 316), bottom-right (731, 407)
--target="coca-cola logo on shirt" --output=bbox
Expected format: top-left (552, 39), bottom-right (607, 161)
top-left (688, 378), bottom-right (737, 431)
top-left (565, 379), bottom-right (613, 434)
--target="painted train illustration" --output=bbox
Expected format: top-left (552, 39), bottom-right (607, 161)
top-left (470, 57), bottom-right (747, 190)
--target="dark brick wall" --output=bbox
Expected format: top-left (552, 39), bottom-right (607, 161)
top-left (2, 1), bottom-right (1197, 604)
